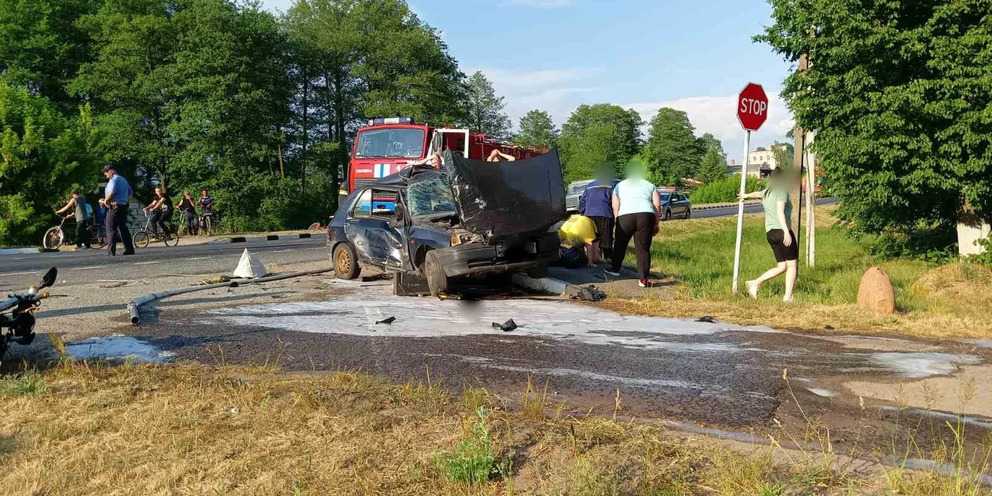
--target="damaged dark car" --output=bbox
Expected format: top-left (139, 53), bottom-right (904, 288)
top-left (328, 150), bottom-right (566, 296)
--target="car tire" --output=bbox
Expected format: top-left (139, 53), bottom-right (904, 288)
top-left (664, 209), bottom-right (672, 221)
top-left (423, 250), bottom-right (448, 296)
top-left (526, 263), bottom-right (549, 279)
top-left (333, 243), bottom-right (361, 280)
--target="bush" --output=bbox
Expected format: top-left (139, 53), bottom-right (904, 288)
top-left (689, 174), bottom-right (764, 204)
top-left (434, 407), bottom-right (496, 485)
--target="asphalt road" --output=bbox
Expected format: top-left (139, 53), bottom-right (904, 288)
top-left (692, 196), bottom-right (837, 219)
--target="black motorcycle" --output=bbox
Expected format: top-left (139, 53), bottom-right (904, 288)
top-left (0, 268), bottom-right (57, 358)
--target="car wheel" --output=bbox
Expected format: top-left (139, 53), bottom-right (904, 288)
top-left (664, 209), bottom-right (672, 221)
top-left (333, 243), bottom-right (361, 280)
top-left (423, 250), bottom-right (448, 296)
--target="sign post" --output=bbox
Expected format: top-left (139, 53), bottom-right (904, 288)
top-left (732, 82), bottom-right (769, 294)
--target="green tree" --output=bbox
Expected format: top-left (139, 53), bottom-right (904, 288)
top-left (643, 108), bottom-right (702, 186)
top-left (462, 71), bottom-right (511, 140)
top-left (758, 0), bottom-right (992, 249)
top-left (515, 109), bottom-right (558, 148)
top-left (698, 132), bottom-right (724, 158)
top-left (0, 0), bottom-right (97, 111)
top-left (697, 147), bottom-right (728, 184)
top-left (772, 142), bottom-right (795, 170)
top-left (558, 104), bottom-right (642, 183)
top-left (0, 81), bottom-right (100, 246)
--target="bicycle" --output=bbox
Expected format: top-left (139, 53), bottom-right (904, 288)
top-left (176, 209), bottom-right (199, 236)
top-left (133, 211), bottom-right (180, 248)
top-left (42, 215), bottom-right (106, 250)
top-left (200, 210), bottom-right (216, 236)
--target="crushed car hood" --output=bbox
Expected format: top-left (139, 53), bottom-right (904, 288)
top-left (444, 148), bottom-right (566, 237)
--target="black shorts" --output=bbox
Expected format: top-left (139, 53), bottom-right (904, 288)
top-left (766, 229), bottom-right (799, 262)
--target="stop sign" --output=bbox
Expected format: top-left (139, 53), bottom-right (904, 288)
top-left (737, 83), bottom-right (768, 132)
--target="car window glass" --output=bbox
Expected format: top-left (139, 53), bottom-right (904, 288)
top-left (408, 176), bottom-right (457, 217)
top-left (660, 193), bottom-right (671, 202)
top-left (353, 189), bottom-right (397, 219)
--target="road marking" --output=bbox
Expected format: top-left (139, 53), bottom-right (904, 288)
top-left (75, 266), bottom-right (102, 271)
top-left (0, 271), bottom-right (35, 276)
top-left (187, 257), bottom-right (211, 261)
top-left (133, 261), bottom-right (160, 265)
top-left (270, 249), bottom-right (294, 254)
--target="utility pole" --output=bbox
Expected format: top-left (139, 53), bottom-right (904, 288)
top-left (792, 53), bottom-right (816, 267)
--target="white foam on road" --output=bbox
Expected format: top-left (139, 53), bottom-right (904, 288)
top-left (870, 353), bottom-right (982, 379)
top-left (67, 335), bottom-right (172, 363)
top-left (807, 388), bottom-right (837, 398)
top-left (205, 283), bottom-right (774, 352)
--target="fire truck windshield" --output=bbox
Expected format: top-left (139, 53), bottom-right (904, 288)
top-left (355, 128), bottom-right (425, 159)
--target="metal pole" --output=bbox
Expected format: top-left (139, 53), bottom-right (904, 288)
top-left (806, 131), bottom-right (816, 266)
top-left (732, 130), bottom-right (751, 294)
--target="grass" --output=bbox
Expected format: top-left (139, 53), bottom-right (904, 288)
top-left (603, 208), bottom-right (992, 339)
top-left (1, 362), bottom-right (988, 495)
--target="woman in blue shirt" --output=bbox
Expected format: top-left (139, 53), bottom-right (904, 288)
top-left (605, 158), bottom-right (661, 287)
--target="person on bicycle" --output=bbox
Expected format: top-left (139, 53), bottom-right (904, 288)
top-left (177, 191), bottom-right (197, 235)
top-left (55, 190), bottom-right (92, 249)
top-left (143, 186), bottom-right (174, 235)
top-left (199, 189), bottom-right (215, 231)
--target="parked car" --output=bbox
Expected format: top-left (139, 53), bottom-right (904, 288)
top-left (658, 190), bottom-right (692, 220)
top-left (328, 150), bottom-right (565, 296)
top-left (565, 179), bottom-right (594, 213)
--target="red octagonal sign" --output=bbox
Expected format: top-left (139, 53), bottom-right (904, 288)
top-left (737, 83), bottom-right (768, 132)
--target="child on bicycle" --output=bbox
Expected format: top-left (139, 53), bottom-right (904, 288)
top-left (143, 186), bottom-right (175, 235)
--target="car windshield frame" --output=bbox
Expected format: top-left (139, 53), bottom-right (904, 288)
top-left (407, 175), bottom-right (458, 219)
top-left (355, 128), bottom-right (426, 159)
top-left (568, 182), bottom-right (592, 195)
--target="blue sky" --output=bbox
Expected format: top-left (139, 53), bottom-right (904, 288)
top-left (259, 0), bottom-right (795, 161)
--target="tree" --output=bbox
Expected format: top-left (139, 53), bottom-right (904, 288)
top-left (643, 108), bottom-right (701, 186)
top-left (772, 142), bottom-right (795, 170)
top-left (516, 109), bottom-right (558, 148)
top-left (697, 147), bottom-right (728, 184)
top-left (758, 0), bottom-right (992, 249)
top-left (698, 133), bottom-right (725, 158)
top-left (462, 71), bottom-right (511, 140)
top-left (558, 104), bottom-right (642, 183)
top-left (0, 81), bottom-right (100, 246)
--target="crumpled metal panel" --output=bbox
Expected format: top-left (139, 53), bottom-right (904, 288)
top-left (445, 148), bottom-right (565, 237)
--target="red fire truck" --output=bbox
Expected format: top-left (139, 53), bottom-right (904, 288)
top-left (348, 117), bottom-right (545, 192)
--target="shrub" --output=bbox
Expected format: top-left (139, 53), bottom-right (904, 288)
top-left (689, 174), bottom-right (764, 204)
top-left (434, 406), bottom-right (496, 485)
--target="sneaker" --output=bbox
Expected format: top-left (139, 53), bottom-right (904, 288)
top-left (604, 269), bottom-right (621, 277)
top-left (745, 280), bottom-right (760, 299)
top-left (638, 279), bottom-right (649, 288)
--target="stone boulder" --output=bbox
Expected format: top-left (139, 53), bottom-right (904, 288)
top-left (857, 267), bottom-right (896, 315)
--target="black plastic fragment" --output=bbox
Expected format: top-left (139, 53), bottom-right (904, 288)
top-left (492, 319), bottom-right (518, 332)
top-left (375, 316), bottom-right (396, 325)
top-left (695, 316), bottom-right (716, 323)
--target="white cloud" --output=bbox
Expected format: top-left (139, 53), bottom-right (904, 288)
top-left (470, 67), bottom-right (600, 129)
top-left (625, 94), bottom-right (794, 163)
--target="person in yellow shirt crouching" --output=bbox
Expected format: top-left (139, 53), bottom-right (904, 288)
top-left (558, 214), bottom-right (600, 268)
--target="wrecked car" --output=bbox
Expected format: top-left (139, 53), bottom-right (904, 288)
top-left (328, 150), bottom-right (566, 296)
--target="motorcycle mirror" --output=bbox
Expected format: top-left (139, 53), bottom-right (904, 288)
top-left (40, 267), bottom-right (57, 289)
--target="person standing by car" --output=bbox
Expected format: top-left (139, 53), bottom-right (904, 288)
top-left (55, 190), bottom-right (91, 249)
top-left (177, 191), bottom-right (198, 235)
top-left (605, 158), bottom-right (661, 288)
top-left (100, 165), bottom-right (135, 256)
top-left (740, 167), bottom-right (798, 302)
top-left (579, 169), bottom-right (616, 261)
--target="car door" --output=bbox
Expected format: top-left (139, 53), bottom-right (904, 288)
top-left (344, 188), bottom-right (408, 270)
top-left (674, 193), bottom-right (688, 216)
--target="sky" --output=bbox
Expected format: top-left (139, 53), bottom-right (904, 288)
top-left (259, 0), bottom-right (795, 162)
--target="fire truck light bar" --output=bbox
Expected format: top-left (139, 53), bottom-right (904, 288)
top-left (369, 117), bottom-right (414, 125)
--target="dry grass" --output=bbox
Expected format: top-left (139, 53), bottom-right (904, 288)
top-left (604, 208), bottom-right (992, 340)
top-left (1, 363), bottom-right (988, 495)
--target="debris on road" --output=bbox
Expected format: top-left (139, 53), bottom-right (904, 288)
top-left (492, 319), bottom-right (518, 332)
top-left (565, 285), bottom-right (607, 302)
top-left (375, 316), bottom-right (396, 325)
top-left (99, 281), bottom-right (128, 289)
top-left (199, 275), bottom-right (232, 285)
top-left (696, 316), bottom-right (716, 323)
top-left (233, 249), bottom-right (268, 279)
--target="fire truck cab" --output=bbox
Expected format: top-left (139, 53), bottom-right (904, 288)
top-left (348, 117), bottom-right (544, 193)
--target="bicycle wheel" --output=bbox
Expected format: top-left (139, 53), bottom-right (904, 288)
top-left (133, 231), bottom-right (150, 249)
top-left (203, 215), bottom-right (212, 236)
top-left (42, 227), bottom-right (64, 250)
top-left (163, 230), bottom-right (179, 247)
top-left (90, 225), bottom-right (107, 248)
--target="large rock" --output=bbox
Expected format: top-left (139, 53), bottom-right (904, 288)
top-left (857, 267), bottom-right (896, 315)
